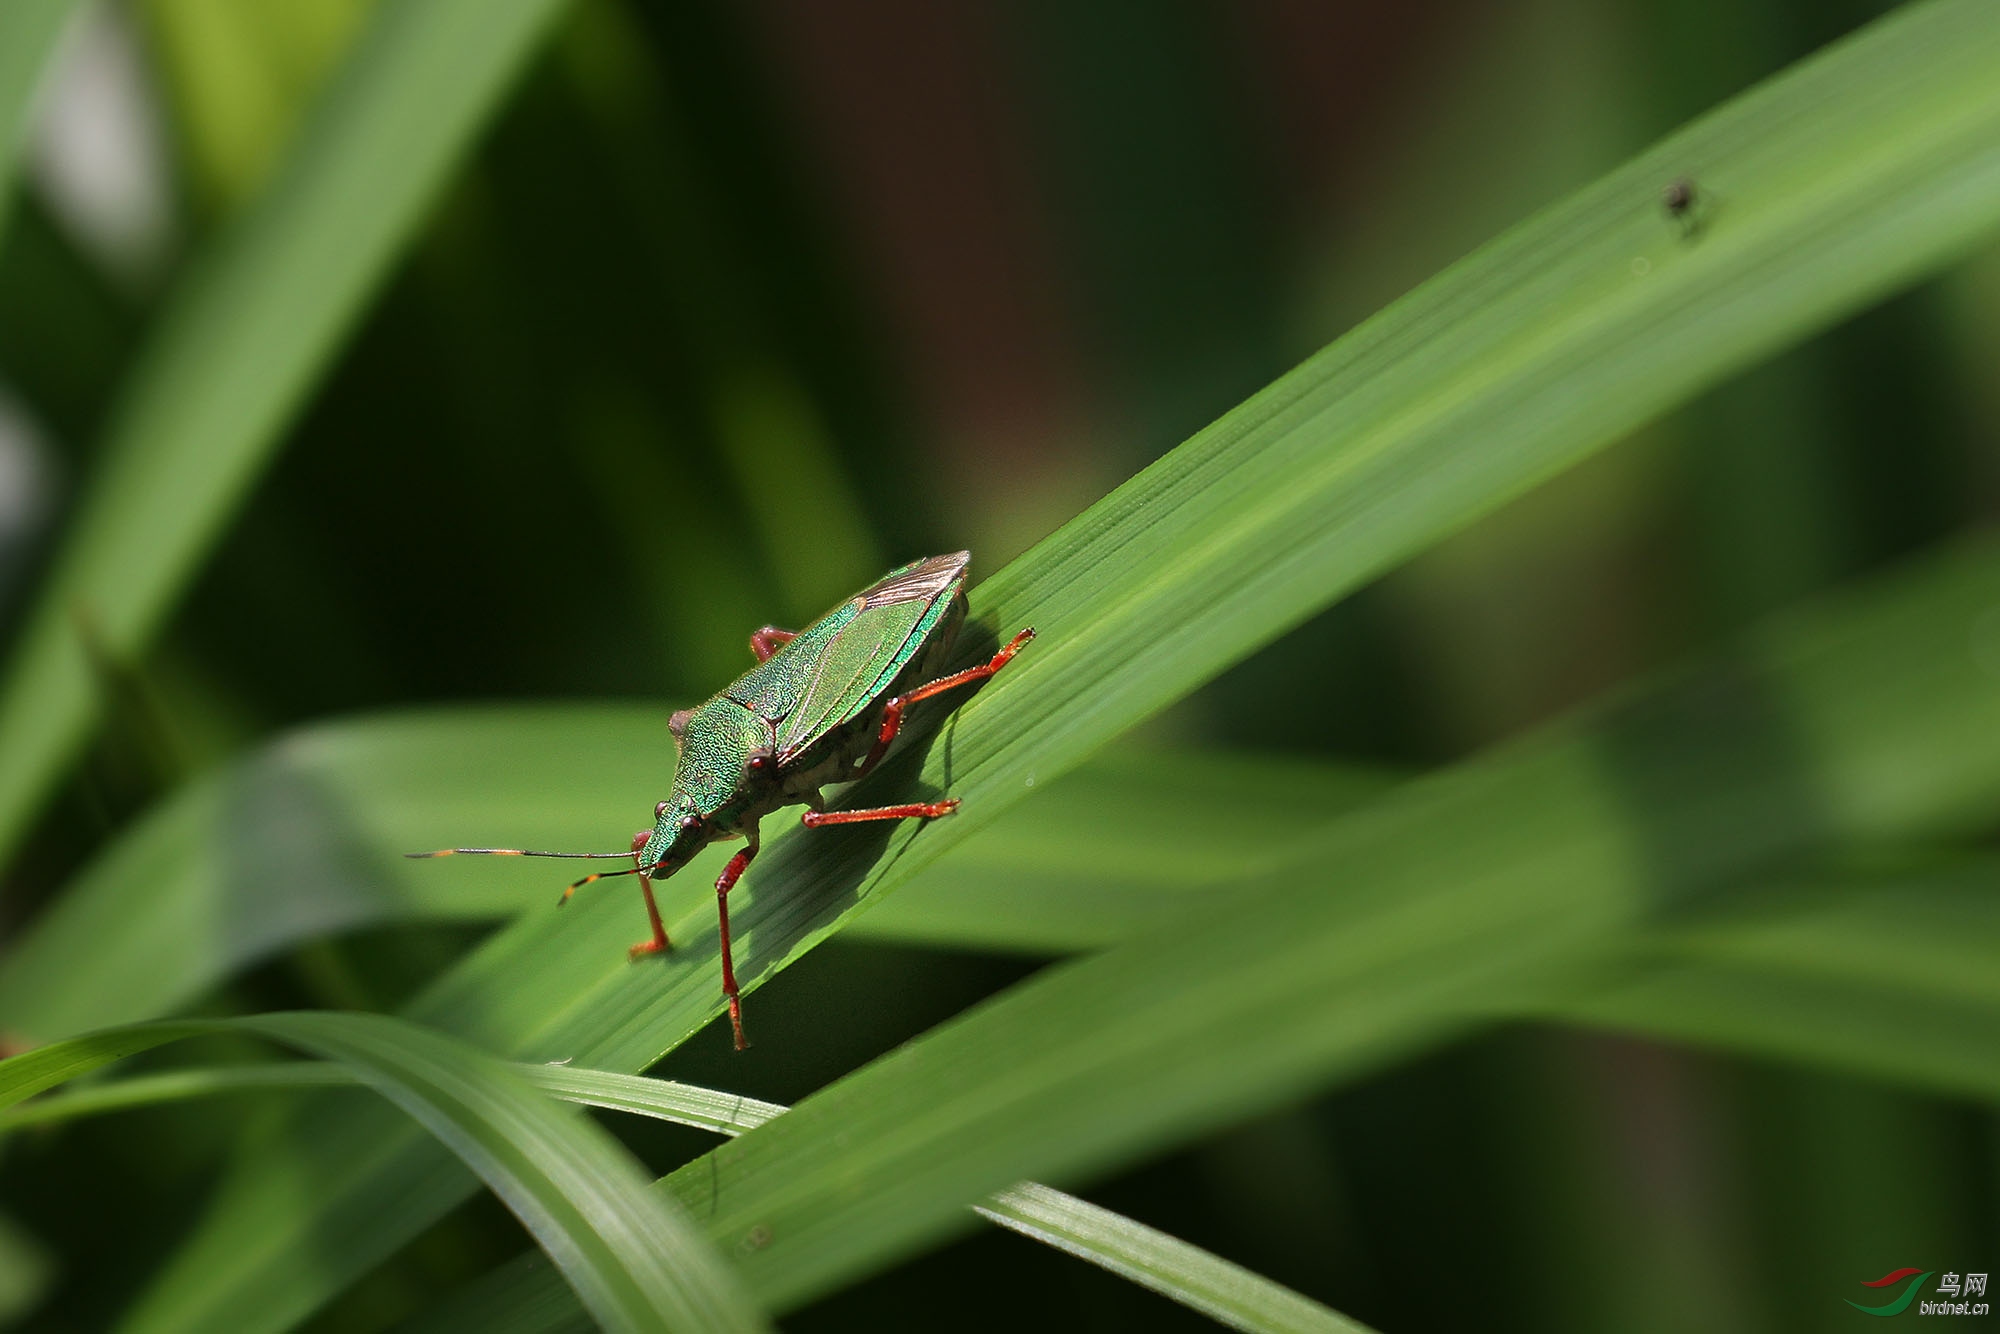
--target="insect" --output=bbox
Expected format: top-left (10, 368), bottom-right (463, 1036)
top-left (1662, 175), bottom-right (1704, 239)
top-left (411, 551), bottom-right (1033, 1049)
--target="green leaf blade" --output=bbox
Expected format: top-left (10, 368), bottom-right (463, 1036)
top-left (239, 1012), bottom-right (767, 1334)
top-left (977, 1184), bottom-right (1376, 1334)
top-left (0, 1015), bottom-right (768, 1334)
top-left (659, 537), bottom-right (2000, 1310)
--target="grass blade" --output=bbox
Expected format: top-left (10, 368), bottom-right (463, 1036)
top-left (541, 1069), bottom-right (1371, 1334)
top-left (0, 0), bottom-right (78, 247)
top-left (3, 1057), bottom-right (1363, 1334)
top-left (974, 1184), bottom-right (1374, 1334)
top-left (0, 719), bottom-right (1389, 1043)
top-left (112, 2), bottom-right (2000, 1325)
top-left (0, 0), bottom-right (574, 865)
top-left (129, 529), bottom-right (2000, 1325)
top-left (0, 1014), bottom-right (767, 1333)
top-left (639, 536), bottom-right (2000, 1309)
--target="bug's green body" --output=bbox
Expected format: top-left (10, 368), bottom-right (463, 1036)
top-left (415, 549), bottom-right (1032, 1049)
top-left (642, 550), bottom-right (969, 872)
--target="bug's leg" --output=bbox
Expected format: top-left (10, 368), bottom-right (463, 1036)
top-left (851, 627), bottom-right (1036, 780)
top-left (802, 800), bottom-right (960, 827)
top-left (627, 829), bottom-right (672, 960)
top-left (714, 828), bottom-right (761, 1050)
top-left (749, 626), bottom-right (797, 663)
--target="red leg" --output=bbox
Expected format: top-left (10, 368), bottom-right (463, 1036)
top-left (749, 626), bottom-right (797, 663)
top-left (801, 800), bottom-right (960, 827)
top-left (626, 829), bottom-right (672, 960)
top-left (713, 832), bottom-right (760, 1050)
top-left (854, 627), bottom-right (1035, 780)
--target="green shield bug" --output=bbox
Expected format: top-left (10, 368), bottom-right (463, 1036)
top-left (412, 551), bottom-right (1033, 1049)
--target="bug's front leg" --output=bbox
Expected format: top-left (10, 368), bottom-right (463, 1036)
top-left (627, 829), bottom-right (672, 960)
top-left (749, 626), bottom-right (797, 663)
top-left (713, 826), bottom-right (761, 1050)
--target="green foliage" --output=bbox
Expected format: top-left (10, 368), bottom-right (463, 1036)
top-left (0, 1056), bottom-right (1365, 1333)
top-left (0, 1013), bottom-right (766, 1333)
top-left (0, 1), bottom-right (79, 249)
top-left (0, 0), bottom-right (574, 862)
top-left (2, 0), bottom-right (1999, 1329)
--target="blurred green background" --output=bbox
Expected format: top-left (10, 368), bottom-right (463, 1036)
top-left (1, 0), bottom-right (1998, 1330)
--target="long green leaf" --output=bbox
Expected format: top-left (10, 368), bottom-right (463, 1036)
top-left (0, 1015), bottom-right (766, 1333)
top-left (0, 0), bottom-right (78, 248)
top-left (973, 1185), bottom-right (1373, 1334)
top-left (23, 867), bottom-right (2000, 1329)
top-left (1, 1058), bottom-right (1366, 1334)
top-left (635, 537), bottom-right (2000, 1310)
top-left (121, 2), bottom-right (2000, 1327)
top-left (0, 719), bottom-right (1389, 1042)
top-left (0, 0), bottom-right (574, 866)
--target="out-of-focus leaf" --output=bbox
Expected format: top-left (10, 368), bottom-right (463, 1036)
top-left (0, 0), bottom-right (575, 867)
top-left (0, 723), bottom-right (1390, 1045)
top-left (137, 0), bottom-right (370, 208)
top-left (0, 0), bottom-right (78, 248)
top-left (1540, 860), bottom-right (2000, 1098)
top-left (0, 1013), bottom-right (767, 1333)
top-left (0, 705), bottom-right (672, 1041)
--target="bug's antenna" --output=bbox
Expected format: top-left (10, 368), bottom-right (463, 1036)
top-left (405, 847), bottom-right (636, 860)
top-left (557, 863), bottom-right (658, 907)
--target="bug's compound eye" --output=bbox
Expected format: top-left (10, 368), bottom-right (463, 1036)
top-left (746, 752), bottom-right (773, 774)
top-left (679, 814), bottom-right (701, 834)
top-left (655, 800), bottom-right (672, 820)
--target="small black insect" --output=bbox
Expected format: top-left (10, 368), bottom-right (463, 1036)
top-left (1662, 176), bottom-right (1704, 240)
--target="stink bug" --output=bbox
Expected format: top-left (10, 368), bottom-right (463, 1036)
top-left (412, 551), bottom-right (1033, 1049)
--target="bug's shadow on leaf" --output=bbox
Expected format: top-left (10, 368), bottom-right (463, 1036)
top-left (731, 618), bottom-right (1006, 983)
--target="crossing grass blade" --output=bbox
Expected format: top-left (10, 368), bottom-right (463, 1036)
top-left (0, 0), bottom-right (575, 867)
top-left (0, 1014), bottom-right (767, 1334)
top-left (973, 1184), bottom-right (1378, 1334)
top-left (0, 1058), bottom-right (1368, 1334)
top-left (90, 1), bottom-right (2000, 1326)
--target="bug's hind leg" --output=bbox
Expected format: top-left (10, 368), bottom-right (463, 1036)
top-left (749, 627), bottom-right (797, 662)
top-left (801, 800), bottom-right (959, 827)
top-left (626, 829), bottom-right (672, 960)
top-left (849, 627), bottom-right (1036, 782)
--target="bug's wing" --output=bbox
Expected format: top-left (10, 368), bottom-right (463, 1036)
top-left (724, 597), bottom-right (864, 721)
top-left (774, 552), bottom-right (968, 761)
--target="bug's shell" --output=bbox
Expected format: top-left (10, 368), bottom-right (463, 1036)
top-left (642, 552), bottom-right (972, 863)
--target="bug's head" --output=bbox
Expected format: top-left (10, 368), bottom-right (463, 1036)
top-left (638, 792), bottom-right (708, 877)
